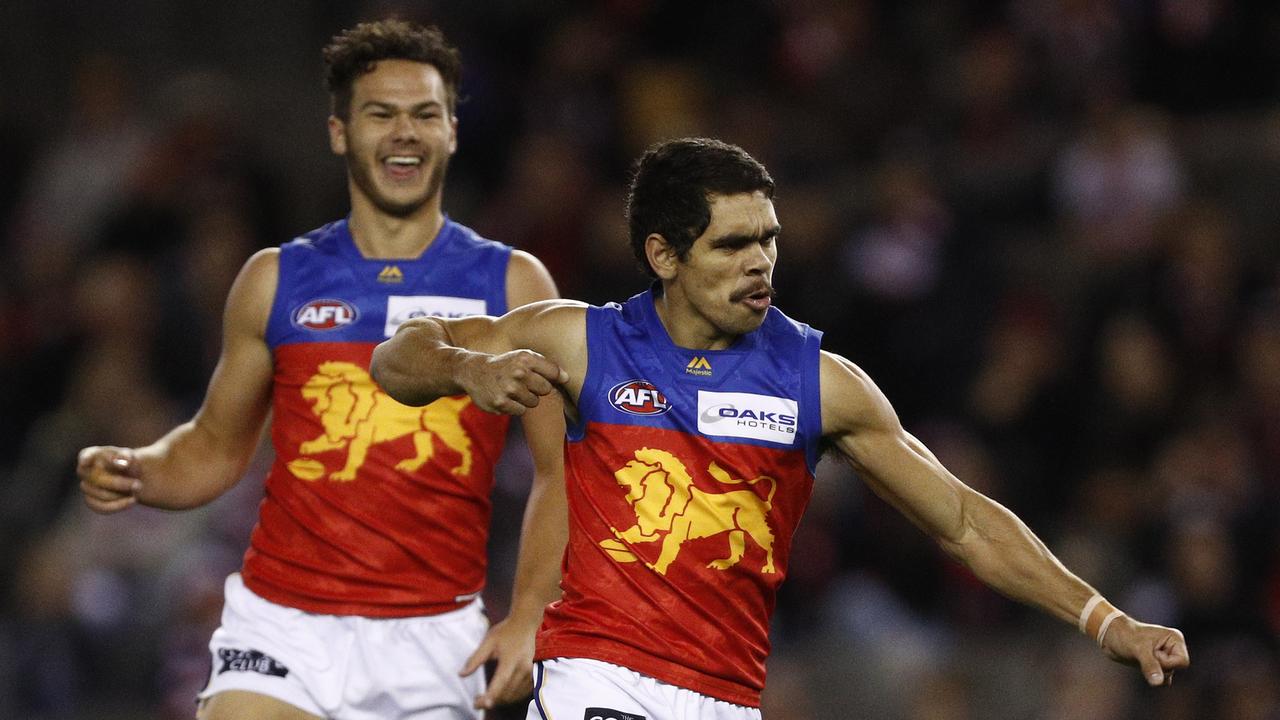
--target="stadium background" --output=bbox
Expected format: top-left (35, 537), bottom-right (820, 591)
top-left (1, 0), bottom-right (1278, 718)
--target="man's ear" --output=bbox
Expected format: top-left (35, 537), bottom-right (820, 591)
top-left (645, 233), bottom-right (679, 281)
top-left (328, 115), bottom-right (347, 156)
top-left (448, 115), bottom-right (458, 155)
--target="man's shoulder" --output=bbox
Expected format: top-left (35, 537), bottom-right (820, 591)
top-left (444, 218), bottom-right (514, 254)
top-left (281, 218), bottom-right (348, 254)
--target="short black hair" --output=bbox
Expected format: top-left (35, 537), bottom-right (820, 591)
top-left (625, 137), bottom-right (775, 279)
top-left (323, 19), bottom-right (462, 119)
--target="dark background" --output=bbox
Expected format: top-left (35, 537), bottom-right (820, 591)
top-left (1, 1), bottom-right (1278, 718)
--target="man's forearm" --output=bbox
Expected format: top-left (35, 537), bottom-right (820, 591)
top-left (133, 420), bottom-right (258, 510)
top-left (505, 469), bottom-right (569, 625)
top-left (371, 318), bottom-right (478, 407)
top-left (943, 491), bottom-right (1095, 627)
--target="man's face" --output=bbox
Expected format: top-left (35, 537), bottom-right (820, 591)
top-left (328, 59), bottom-right (457, 217)
top-left (667, 191), bottom-right (779, 340)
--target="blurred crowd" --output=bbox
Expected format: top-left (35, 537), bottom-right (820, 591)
top-left (2, 1), bottom-right (1279, 718)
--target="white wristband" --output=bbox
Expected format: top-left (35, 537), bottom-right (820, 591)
top-left (1078, 594), bottom-right (1104, 634)
top-left (1096, 609), bottom-right (1124, 647)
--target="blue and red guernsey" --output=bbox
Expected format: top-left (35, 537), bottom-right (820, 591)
top-left (241, 218), bottom-right (512, 617)
top-left (536, 288), bottom-right (824, 707)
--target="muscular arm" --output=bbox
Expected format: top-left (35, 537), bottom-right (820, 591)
top-left (820, 351), bottom-right (1188, 684)
top-left (78, 249), bottom-right (277, 511)
top-left (460, 251), bottom-right (572, 709)
top-left (370, 295), bottom-right (588, 413)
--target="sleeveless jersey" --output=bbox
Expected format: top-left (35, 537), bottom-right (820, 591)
top-left (536, 288), bottom-right (824, 707)
top-left (241, 217), bottom-right (513, 617)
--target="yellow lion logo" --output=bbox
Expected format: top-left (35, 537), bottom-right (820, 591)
top-left (599, 447), bottom-right (778, 575)
top-left (287, 361), bottom-right (473, 482)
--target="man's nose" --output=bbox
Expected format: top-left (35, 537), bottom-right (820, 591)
top-left (744, 242), bottom-right (773, 274)
top-left (391, 113), bottom-right (419, 141)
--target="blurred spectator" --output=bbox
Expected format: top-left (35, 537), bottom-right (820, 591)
top-left (1237, 293), bottom-right (1280, 491)
top-left (1079, 311), bottom-right (1181, 469)
top-left (1053, 102), bottom-right (1185, 272)
top-left (8, 52), bottom-right (150, 292)
top-left (838, 156), bottom-right (976, 418)
top-left (1041, 640), bottom-right (1133, 720)
top-left (1, 52), bottom-right (153, 462)
top-left (474, 131), bottom-right (599, 296)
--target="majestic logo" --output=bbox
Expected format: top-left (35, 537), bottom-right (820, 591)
top-left (585, 709), bottom-right (646, 720)
top-left (685, 356), bottom-right (712, 376)
top-left (377, 265), bottom-right (404, 283)
top-left (293, 299), bottom-right (357, 330)
top-left (608, 380), bottom-right (671, 416)
top-left (385, 295), bottom-right (487, 337)
top-left (697, 390), bottom-right (798, 445)
top-left (217, 648), bottom-right (289, 677)
top-left (599, 448), bottom-right (777, 575)
top-left (287, 361), bottom-right (473, 482)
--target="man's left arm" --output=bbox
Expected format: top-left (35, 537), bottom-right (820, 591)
top-left (460, 251), bottom-right (568, 710)
top-left (820, 350), bottom-right (1189, 686)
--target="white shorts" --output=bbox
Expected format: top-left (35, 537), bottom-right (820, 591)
top-left (528, 658), bottom-right (760, 720)
top-left (199, 573), bottom-right (489, 719)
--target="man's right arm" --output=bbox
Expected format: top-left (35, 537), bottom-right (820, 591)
top-left (77, 249), bottom-right (278, 512)
top-left (370, 299), bottom-right (585, 414)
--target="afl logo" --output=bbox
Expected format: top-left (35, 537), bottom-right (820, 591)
top-left (608, 379), bottom-right (671, 416)
top-left (293, 299), bottom-right (358, 330)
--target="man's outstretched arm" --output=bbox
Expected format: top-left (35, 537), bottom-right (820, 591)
top-left (819, 350), bottom-right (1189, 686)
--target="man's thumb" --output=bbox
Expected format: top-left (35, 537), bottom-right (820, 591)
top-left (1140, 651), bottom-right (1165, 686)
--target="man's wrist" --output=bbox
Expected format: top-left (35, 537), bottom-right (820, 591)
top-left (1079, 593), bottom-right (1126, 647)
top-left (451, 348), bottom-right (489, 394)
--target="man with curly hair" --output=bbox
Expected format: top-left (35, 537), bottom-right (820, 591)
top-left (76, 19), bottom-right (567, 719)
top-left (371, 137), bottom-right (1190, 719)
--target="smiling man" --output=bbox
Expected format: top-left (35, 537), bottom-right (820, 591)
top-left (76, 20), bottom-right (567, 720)
top-left (371, 137), bottom-right (1189, 720)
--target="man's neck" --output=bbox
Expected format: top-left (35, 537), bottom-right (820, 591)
top-left (347, 195), bottom-right (445, 259)
top-left (652, 283), bottom-right (740, 351)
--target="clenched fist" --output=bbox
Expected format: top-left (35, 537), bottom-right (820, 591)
top-left (77, 446), bottom-right (142, 514)
top-left (1101, 615), bottom-right (1190, 686)
top-left (457, 349), bottom-right (568, 415)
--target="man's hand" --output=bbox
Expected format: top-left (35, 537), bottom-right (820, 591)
top-left (459, 615), bottom-right (539, 711)
top-left (77, 446), bottom-right (142, 513)
top-left (457, 350), bottom-right (567, 416)
top-left (1102, 616), bottom-right (1190, 686)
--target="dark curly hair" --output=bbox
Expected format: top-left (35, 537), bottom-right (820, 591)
top-left (322, 19), bottom-right (462, 120)
top-left (625, 138), bottom-right (775, 279)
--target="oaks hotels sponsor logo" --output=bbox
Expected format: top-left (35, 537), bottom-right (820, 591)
top-left (697, 390), bottom-right (798, 445)
top-left (293, 298), bottom-right (357, 330)
top-left (384, 295), bottom-right (487, 337)
top-left (608, 379), bottom-right (671, 416)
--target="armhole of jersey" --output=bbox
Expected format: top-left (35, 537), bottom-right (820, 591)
top-left (801, 326), bottom-right (825, 475)
top-left (566, 305), bottom-right (600, 442)
top-left (491, 244), bottom-right (513, 316)
top-left (263, 244), bottom-right (290, 349)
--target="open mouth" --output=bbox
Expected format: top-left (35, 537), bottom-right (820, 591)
top-left (382, 155), bottom-right (423, 182)
top-left (734, 285), bottom-right (775, 312)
